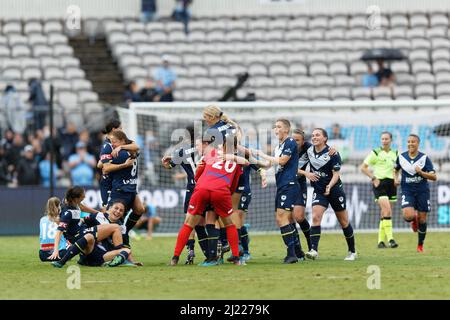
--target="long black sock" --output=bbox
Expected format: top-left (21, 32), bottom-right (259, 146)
top-left (118, 250), bottom-right (129, 261)
top-left (206, 224), bottom-right (219, 259)
top-left (299, 219), bottom-right (312, 251)
top-left (219, 227), bottom-right (228, 246)
top-left (291, 223), bottom-right (303, 257)
top-left (186, 239), bottom-right (195, 251)
top-left (125, 211), bottom-right (141, 231)
top-left (195, 225), bottom-right (209, 258)
top-left (343, 223), bottom-right (356, 253)
top-left (240, 226), bottom-right (249, 253)
top-left (418, 222), bottom-right (427, 245)
top-left (310, 226), bottom-right (321, 252)
top-left (280, 224), bottom-right (296, 257)
top-left (237, 228), bottom-right (242, 247)
top-left (59, 237), bottom-right (88, 265)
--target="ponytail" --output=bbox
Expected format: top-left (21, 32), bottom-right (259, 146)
top-left (46, 197), bottom-right (61, 223)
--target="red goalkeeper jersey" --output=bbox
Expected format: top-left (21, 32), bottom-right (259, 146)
top-left (195, 149), bottom-right (243, 192)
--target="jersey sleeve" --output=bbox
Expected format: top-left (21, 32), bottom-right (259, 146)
top-left (298, 151), bottom-right (309, 168)
top-left (424, 156), bottom-right (435, 173)
top-left (100, 143), bottom-right (113, 164)
top-left (281, 139), bottom-right (296, 157)
top-left (363, 150), bottom-right (377, 166)
top-left (57, 210), bottom-right (72, 232)
top-left (111, 150), bottom-right (129, 165)
top-left (331, 153), bottom-right (342, 171)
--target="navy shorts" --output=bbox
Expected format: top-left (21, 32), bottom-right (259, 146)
top-left (74, 226), bottom-right (98, 242)
top-left (108, 190), bottom-right (136, 212)
top-left (78, 246), bottom-right (107, 267)
top-left (99, 176), bottom-right (112, 207)
top-left (39, 249), bottom-right (67, 262)
top-left (401, 190), bottom-right (431, 212)
top-left (275, 183), bottom-right (300, 211)
top-left (238, 192), bottom-right (252, 212)
top-left (312, 185), bottom-right (347, 212)
top-left (294, 183), bottom-right (308, 207)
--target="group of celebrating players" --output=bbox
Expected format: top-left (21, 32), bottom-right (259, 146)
top-left (39, 105), bottom-right (438, 268)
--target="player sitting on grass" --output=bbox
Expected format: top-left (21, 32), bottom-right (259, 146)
top-left (49, 186), bottom-right (128, 268)
top-left (39, 197), bottom-right (68, 262)
top-left (170, 133), bottom-right (244, 266)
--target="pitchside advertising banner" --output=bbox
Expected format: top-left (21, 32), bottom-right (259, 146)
top-left (2, 182), bottom-right (450, 235)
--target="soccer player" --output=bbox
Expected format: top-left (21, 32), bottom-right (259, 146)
top-left (103, 130), bottom-right (146, 231)
top-left (161, 127), bottom-right (209, 264)
top-left (252, 119), bottom-right (303, 264)
top-left (98, 119), bottom-right (140, 208)
top-left (39, 197), bottom-right (68, 262)
top-left (170, 134), bottom-right (243, 266)
top-left (361, 131), bottom-right (399, 249)
top-left (300, 128), bottom-right (357, 261)
top-left (49, 186), bottom-right (126, 268)
top-left (394, 134), bottom-right (437, 252)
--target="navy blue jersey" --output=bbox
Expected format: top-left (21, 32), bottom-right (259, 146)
top-left (169, 143), bottom-right (197, 188)
top-left (297, 141), bottom-right (312, 188)
top-left (273, 137), bottom-right (299, 188)
top-left (110, 149), bottom-right (138, 193)
top-left (396, 151), bottom-right (435, 193)
top-left (237, 164), bottom-right (259, 193)
top-left (100, 138), bottom-right (113, 178)
top-left (57, 205), bottom-right (82, 243)
top-left (207, 120), bottom-right (237, 144)
top-left (83, 211), bottom-right (129, 248)
top-left (304, 145), bottom-right (342, 194)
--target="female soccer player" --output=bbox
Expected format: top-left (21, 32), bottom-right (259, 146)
top-left (102, 130), bottom-right (146, 231)
top-left (170, 134), bottom-right (243, 266)
top-left (50, 186), bottom-right (126, 268)
top-left (161, 127), bottom-right (209, 264)
top-left (394, 134), bottom-right (437, 252)
top-left (252, 119), bottom-right (303, 264)
top-left (361, 131), bottom-right (399, 249)
top-left (98, 119), bottom-right (140, 208)
top-left (299, 128), bottom-right (357, 261)
top-left (39, 197), bottom-right (68, 262)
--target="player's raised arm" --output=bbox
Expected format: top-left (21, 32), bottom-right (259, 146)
top-left (102, 157), bottom-right (134, 174)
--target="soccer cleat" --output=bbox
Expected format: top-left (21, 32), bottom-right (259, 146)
top-left (121, 260), bottom-right (138, 267)
top-left (185, 250), bottom-right (195, 265)
top-left (169, 256), bottom-right (179, 266)
top-left (217, 257), bottom-right (224, 265)
top-left (411, 213), bottom-right (419, 232)
top-left (305, 249), bottom-right (319, 260)
top-left (344, 252), bottom-right (358, 261)
top-left (377, 241), bottom-right (387, 249)
top-left (52, 261), bottom-right (64, 268)
top-left (388, 239), bottom-right (399, 248)
top-left (228, 255), bottom-right (246, 265)
top-left (199, 258), bottom-right (219, 266)
top-left (242, 253), bottom-right (252, 262)
top-left (107, 254), bottom-right (126, 267)
top-left (417, 245), bottom-right (423, 253)
top-left (283, 256), bottom-right (298, 264)
top-left (295, 247), bottom-right (306, 260)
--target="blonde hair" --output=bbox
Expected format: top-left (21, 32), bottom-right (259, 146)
top-left (46, 197), bottom-right (61, 223)
top-left (203, 105), bottom-right (238, 128)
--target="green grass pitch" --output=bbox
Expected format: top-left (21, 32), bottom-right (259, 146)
top-left (1, 232), bottom-right (450, 300)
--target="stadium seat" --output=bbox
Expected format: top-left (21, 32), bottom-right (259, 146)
top-left (330, 87), bottom-right (351, 101)
top-left (372, 86), bottom-right (393, 100)
top-left (415, 84), bottom-right (435, 99)
top-left (352, 87), bottom-right (372, 100)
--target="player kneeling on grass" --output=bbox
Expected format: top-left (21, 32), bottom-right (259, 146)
top-left (49, 186), bottom-right (127, 268)
top-left (77, 200), bottom-right (137, 267)
top-left (394, 134), bottom-right (437, 253)
top-left (170, 134), bottom-right (244, 266)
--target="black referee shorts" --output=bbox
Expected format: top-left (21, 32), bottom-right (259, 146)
top-left (373, 178), bottom-right (397, 201)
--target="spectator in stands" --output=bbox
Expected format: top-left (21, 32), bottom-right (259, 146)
top-left (141, 0), bottom-right (157, 23)
top-left (59, 122), bottom-right (79, 161)
top-left (41, 126), bottom-right (63, 169)
top-left (140, 79), bottom-right (160, 102)
top-left (28, 79), bottom-right (49, 131)
top-left (39, 152), bottom-right (60, 187)
top-left (330, 123), bottom-right (344, 140)
top-left (78, 128), bottom-right (98, 156)
top-left (173, 0), bottom-right (193, 34)
top-left (68, 141), bottom-right (96, 186)
top-left (362, 64), bottom-right (379, 88)
top-left (15, 145), bottom-right (40, 186)
top-left (329, 123), bottom-right (350, 162)
top-left (375, 59), bottom-right (395, 87)
top-left (1, 85), bottom-right (27, 135)
top-left (0, 145), bottom-right (10, 186)
top-left (154, 55), bottom-right (177, 102)
top-left (5, 133), bottom-right (25, 174)
top-left (1, 129), bottom-right (14, 151)
top-left (124, 81), bottom-right (142, 104)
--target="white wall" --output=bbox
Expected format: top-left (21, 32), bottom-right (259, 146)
top-left (0, 0), bottom-right (447, 19)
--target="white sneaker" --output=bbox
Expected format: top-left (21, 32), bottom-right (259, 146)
top-left (305, 249), bottom-right (319, 260)
top-left (344, 252), bottom-right (357, 261)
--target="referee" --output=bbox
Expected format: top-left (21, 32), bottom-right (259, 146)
top-left (360, 132), bottom-right (399, 248)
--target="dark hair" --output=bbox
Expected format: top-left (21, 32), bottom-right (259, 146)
top-left (64, 186), bottom-right (85, 205)
top-left (408, 134), bottom-right (421, 143)
top-left (381, 131), bottom-right (393, 139)
top-left (102, 119), bottom-right (122, 134)
top-left (110, 199), bottom-right (127, 209)
top-left (313, 128), bottom-right (329, 142)
top-left (276, 119), bottom-right (291, 130)
top-left (293, 128), bottom-right (305, 137)
top-left (110, 130), bottom-right (129, 142)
